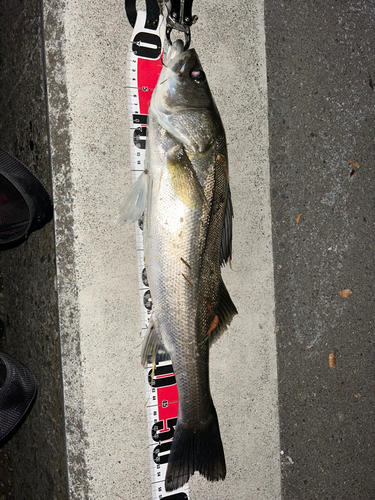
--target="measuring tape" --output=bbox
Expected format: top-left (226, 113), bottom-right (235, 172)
top-left (126, 11), bottom-right (189, 500)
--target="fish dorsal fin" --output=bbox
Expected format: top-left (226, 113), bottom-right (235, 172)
top-left (209, 278), bottom-right (237, 345)
top-left (141, 316), bottom-right (170, 367)
top-left (219, 185), bottom-right (233, 266)
top-left (116, 170), bottom-right (148, 224)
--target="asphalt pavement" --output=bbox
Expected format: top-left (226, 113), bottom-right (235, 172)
top-left (266, 1), bottom-right (375, 497)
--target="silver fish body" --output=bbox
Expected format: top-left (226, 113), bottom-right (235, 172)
top-left (119, 40), bottom-right (237, 491)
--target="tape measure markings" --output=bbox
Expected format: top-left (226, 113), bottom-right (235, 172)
top-left (126, 10), bottom-right (190, 500)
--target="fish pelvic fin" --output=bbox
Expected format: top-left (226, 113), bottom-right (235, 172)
top-left (116, 170), bottom-right (148, 224)
top-left (165, 403), bottom-right (226, 492)
top-left (209, 278), bottom-right (238, 345)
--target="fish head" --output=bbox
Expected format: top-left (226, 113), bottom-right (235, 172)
top-left (151, 40), bottom-right (222, 155)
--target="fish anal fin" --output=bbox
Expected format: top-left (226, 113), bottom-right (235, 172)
top-left (209, 278), bottom-right (237, 345)
top-left (141, 317), bottom-right (170, 366)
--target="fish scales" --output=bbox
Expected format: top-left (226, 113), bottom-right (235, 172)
top-left (118, 39), bottom-right (237, 492)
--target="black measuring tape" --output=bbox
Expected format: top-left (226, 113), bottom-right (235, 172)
top-left (125, 0), bottom-right (161, 29)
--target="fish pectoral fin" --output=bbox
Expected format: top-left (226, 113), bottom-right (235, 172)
top-left (141, 317), bottom-right (170, 366)
top-left (220, 185), bottom-right (233, 266)
top-left (116, 170), bottom-right (148, 224)
top-left (167, 145), bottom-right (207, 210)
top-left (209, 278), bottom-right (238, 345)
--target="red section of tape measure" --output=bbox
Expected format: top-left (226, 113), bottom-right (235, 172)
top-left (137, 57), bottom-right (163, 115)
top-left (158, 385), bottom-right (179, 424)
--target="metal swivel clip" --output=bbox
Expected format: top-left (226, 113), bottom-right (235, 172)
top-left (165, 0), bottom-right (198, 50)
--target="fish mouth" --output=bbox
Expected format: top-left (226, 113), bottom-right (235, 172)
top-left (167, 39), bottom-right (185, 62)
top-left (166, 40), bottom-right (195, 74)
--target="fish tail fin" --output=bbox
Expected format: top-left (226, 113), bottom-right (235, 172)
top-left (165, 403), bottom-right (226, 492)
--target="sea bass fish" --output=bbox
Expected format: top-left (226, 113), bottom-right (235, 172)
top-left (118, 39), bottom-right (237, 491)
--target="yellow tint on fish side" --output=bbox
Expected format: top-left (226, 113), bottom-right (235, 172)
top-left (166, 146), bottom-right (207, 210)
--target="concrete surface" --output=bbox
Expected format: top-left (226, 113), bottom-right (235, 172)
top-left (265, 1), bottom-right (375, 498)
top-left (45, 0), bottom-right (280, 498)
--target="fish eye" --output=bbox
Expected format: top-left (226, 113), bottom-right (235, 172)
top-left (190, 69), bottom-right (206, 84)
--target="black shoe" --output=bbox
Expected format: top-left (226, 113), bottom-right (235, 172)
top-left (0, 352), bottom-right (37, 444)
top-left (0, 149), bottom-right (53, 250)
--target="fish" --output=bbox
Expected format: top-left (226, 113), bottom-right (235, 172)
top-left (118, 39), bottom-right (237, 492)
